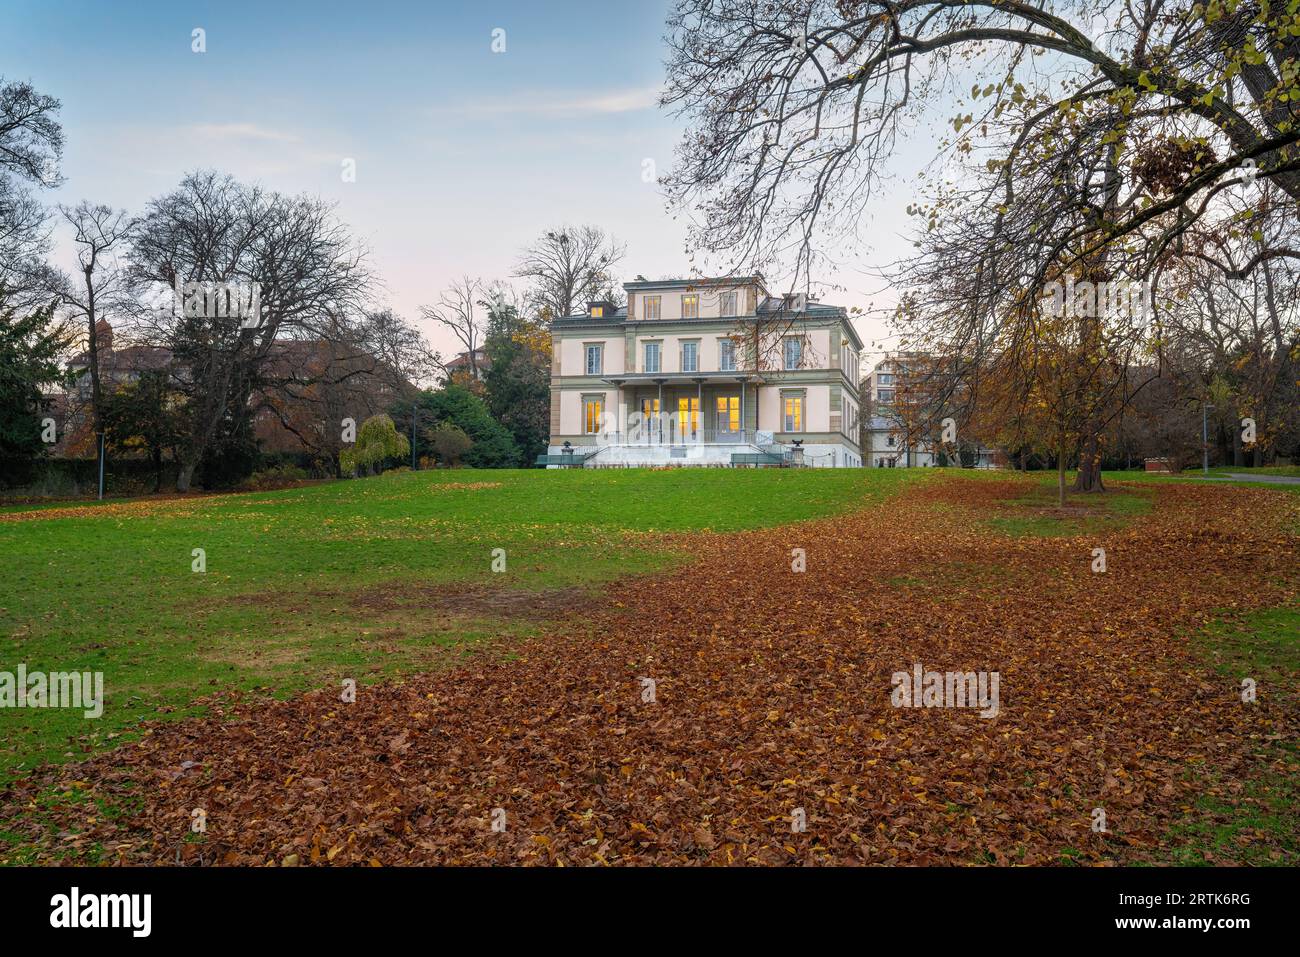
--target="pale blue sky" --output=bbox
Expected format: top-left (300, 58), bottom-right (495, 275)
top-left (1, 0), bottom-right (936, 361)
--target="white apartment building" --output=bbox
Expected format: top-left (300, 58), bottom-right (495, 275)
top-left (863, 353), bottom-right (997, 468)
top-left (542, 276), bottom-right (864, 467)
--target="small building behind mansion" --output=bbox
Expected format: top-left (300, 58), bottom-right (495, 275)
top-left (545, 275), bottom-right (864, 467)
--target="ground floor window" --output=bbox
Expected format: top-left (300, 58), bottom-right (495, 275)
top-left (583, 395), bottom-right (603, 434)
top-left (782, 393), bottom-right (804, 432)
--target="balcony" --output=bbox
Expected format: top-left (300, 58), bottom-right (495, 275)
top-left (600, 371), bottom-right (763, 386)
top-left (598, 426), bottom-right (760, 446)
top-left (541, 427), bottom-right (799, 468)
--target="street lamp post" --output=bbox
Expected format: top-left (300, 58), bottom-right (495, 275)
top-left (97, 432), bottom-right (105, 500)
top-left (1202, 402), bottom-right (1215, 475)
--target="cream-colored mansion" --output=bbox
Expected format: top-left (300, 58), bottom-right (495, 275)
top-left (543, 276), bottom-right (864, 467)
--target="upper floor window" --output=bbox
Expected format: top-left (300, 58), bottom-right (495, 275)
top-left (783, 337), bottom-right (803, 370)
top-left (681, 294), bottom-right (699, 319)
top-left (887, 434), bottom-right (897, 447)
top-left (644, 341), bottom-right (661, 373)
top-left (585, 344), bottom-right (602, 376)
top-left (720, 291), bottom-right (738, 317)
top-left (877, 389), bottom-right (895, 404)
top-left (877, 373), bottom-right (894, 385)
top-left (718, 338), bottom-right (737, 371)
top-left (590, 306), bottom-right (604, 318)
top-left (644, 296), bottom-right (661, 319)
top-left (783, 395), bottom-right (804, 432)
top-left (681, 340), bottom-right (699, 372)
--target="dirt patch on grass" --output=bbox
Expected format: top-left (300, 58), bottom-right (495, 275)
top-left (345, 581), bottom-right (596, 620)
top-left (202, 640), bottom-right (314, 669)
top-left (220, 580), bottom-right (599, 625)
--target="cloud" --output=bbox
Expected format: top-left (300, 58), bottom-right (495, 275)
top-left (428, 86), bottom-right (660, 119)
top-left (187, 122), bottom-right (302, 144)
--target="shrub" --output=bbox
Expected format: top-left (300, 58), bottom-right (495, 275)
top-left (340, 413), bottom-right (410, 477)
top-left (430, 421), bottom-right (473, 467)
top-left (239, 464), bottom-right (309, 490)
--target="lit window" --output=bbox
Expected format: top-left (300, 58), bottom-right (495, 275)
top-left (681, 341), bottom-right (698, 372)
top-left (716, 396), bottom-right (740, 432)
top-left (720, 291), bottom-right (737, 317)
top-left (681, 294), bottom-right (699, 319)
top-left (783, 395), bottom-right (803, 432)
top-left (590, 305), bottom-right (604, 318)
top-left (644, 342), bottom-right (660, 373)
top-left (783, 337), bottom-right (803, 370)
top-left (644, 296), bottom-right (661, 319)
top-left (585, 344), bottom-right (602, 375)
top-left (583, 397), bottom-right (603, 434)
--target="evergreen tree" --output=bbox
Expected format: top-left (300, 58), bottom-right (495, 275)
top-left (0, 290), bottom-right (66, 485)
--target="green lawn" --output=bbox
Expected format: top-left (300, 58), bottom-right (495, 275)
top-left (0, 467), bottom-right (916, 782)
top-left (985, 480), bottom-right (1155, 538)
top-left (1208, 465), bottom-right (1300, 478)
top-left (1103, 466), bottom-right (1300, 489)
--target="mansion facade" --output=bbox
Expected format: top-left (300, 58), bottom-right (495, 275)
top-left (544, 276), bottom-right (864, 467)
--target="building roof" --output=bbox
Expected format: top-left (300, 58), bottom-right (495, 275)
top-left (621, 275), bottom-right (765, 291)
top-left (445, 348), bottom-right (491, 371)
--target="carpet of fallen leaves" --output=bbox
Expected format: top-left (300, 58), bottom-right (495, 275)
top-left (3, 477), bottom-right (1297, 866)
top-left (0, 495), bottom-right (221, 524)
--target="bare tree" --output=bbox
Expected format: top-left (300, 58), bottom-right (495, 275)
top-left (663, 0), bottom-right (1299, 492)
top-left (128, 170), bottom-right (371, 491)
top-left (362, 307), bottom-right (440, 389)
top-left (0, 78), bottom-right (64, 306)
top-left (513, 225), bottom-right (625, 320)
top-left (251, 307), bottom-right (427, 474)
top-left (420, 276), bottom-right (484, 379)
top-left (58, 202), bottom-right (130, 455)
top-left (663, 1), bottom-right (1299, 285)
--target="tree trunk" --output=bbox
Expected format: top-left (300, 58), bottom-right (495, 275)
top-left (176, 461), bottom-right (196, 493)
top-left (83, 267), bottom-right (107, 495)
top-left (1057, 427), bottom-right (1067, 508)
top-left (1071, 431), bottom-right (1106, 493)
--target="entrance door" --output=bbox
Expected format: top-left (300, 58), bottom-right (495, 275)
top-left (716, 395), bottom-right (740, 434)
top-left (639, 397), bottom-right (660, 442)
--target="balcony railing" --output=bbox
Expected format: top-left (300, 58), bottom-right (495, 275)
top-left (581, 427), bottom-right (760, 446)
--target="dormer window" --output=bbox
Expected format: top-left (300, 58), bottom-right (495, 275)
top-left (588, 299), bottom-right (615, 318)
top-left (591, 306), bottom-right (604, 318)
